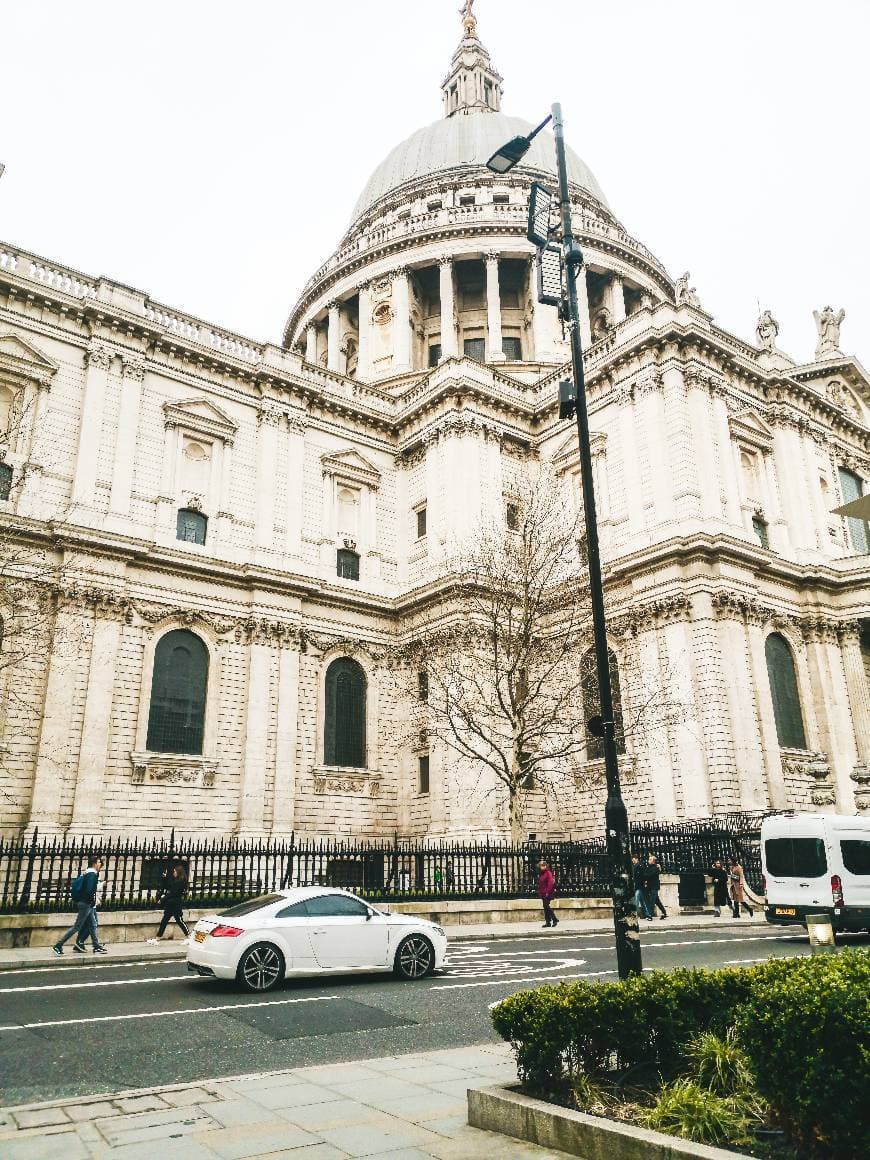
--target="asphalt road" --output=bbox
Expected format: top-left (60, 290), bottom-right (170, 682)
top-left (0, 923), bottom-right (850, 1107)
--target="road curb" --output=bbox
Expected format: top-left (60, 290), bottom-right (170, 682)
top-left (0, 920), bottom-right (776, 971)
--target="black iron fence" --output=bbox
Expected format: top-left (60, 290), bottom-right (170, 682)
top-left (0, 814), bottom-right (769, 914)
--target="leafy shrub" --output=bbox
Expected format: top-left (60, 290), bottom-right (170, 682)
top-left (736, 949), bottom-right (870, 1158)
top-left (642, 1078), bottom-right (757, 1146)
top-left (686, 1028), bottom-right (754, 1097)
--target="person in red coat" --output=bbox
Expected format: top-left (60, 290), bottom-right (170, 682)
top-left (537, 860), bottom-right (558, 928)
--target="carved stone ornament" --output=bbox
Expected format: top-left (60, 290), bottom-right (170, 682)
top-left (85, 343), bottom-right (114, 370)
top-left (130, 752), bottom-right (218, 788)
top-left (132, 601), bottom-right (239, 636)
top-left (850, 764), bottom-right (870, 814)
top-left (313, 774), bottom-right (381, 797)
top-left (186, 493), bottom-right (204, 512)
top-left (121, 355), bottom-right (146, 381)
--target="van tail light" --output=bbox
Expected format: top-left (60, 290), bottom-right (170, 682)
top-left (831, 875), bottom-right (843, 907)
top-left (210, 925), bottom-right (244, 938)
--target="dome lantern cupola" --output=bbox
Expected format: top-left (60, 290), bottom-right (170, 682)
top-left (442, 0), bottom-right (503, 117)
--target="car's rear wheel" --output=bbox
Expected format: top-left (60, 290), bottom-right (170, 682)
top-left (237, 942), bottom-right (285, 992)
top-left (394, 934), bottom-right (434, 980)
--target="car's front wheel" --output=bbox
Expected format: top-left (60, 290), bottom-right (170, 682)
top-left (237, 942), bottom-right (285, 992)
top-left (394, 934), bottom-right (434, 980)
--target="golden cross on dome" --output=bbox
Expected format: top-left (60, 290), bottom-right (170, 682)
top-left (460, 0), bottom-right (477, 35)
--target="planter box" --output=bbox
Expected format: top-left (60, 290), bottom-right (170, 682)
top-left (468, 1084), bottom-right (750, 1160)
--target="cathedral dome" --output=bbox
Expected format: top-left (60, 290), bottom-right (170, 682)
top-left (350, 110), bottom-right (609, 224)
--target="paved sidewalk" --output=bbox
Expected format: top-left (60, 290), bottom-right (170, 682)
top-left (0, 912), bottom-right (772, 971)
top-left (0, 1042), bottom-right (573, 1159)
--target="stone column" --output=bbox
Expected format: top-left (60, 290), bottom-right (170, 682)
top-left (840, 624), bottom-right (870, 811)
top-left (634, 625), bottom-right (677, 816)
top-left (424, 434), bottom-right (442, 561)
top-left (716, 611), bottom-right (769, 810)
top-left (356, 284), bottom-right (371, 380)
top-left (711, 388), bottom-right (742, 532)
top-left (238, 635), bottom-right (272, 835)
top-left (304, 324), bottom-right (317, 364)
top-left (327, 302), bottom-right (341, 372)
top-left (804, 621), bottom-right (856, 811)
top-left (271, 638), bottom-right (299, 834)
top-left (762, 449), bottom-right (789, 552)
top-left (661, 618), bottom-right (712, 816)
top-left (107, 355), bottom-right (145, 525)
top-left (802, 434), bottom-right (831, 552)
top-left (155, 422), bottom-right (177, 537)
top-left (215, 440), bottom-right (234, 546)
top-left (68, 610), bottom-right (124, 833)
top-left (72, 343), bottom-right (113, 511)
top-left (485, 252), bottom-right (504, 361)
top-left (575, 266), bottom-right (592, 347)
top-left (28, 601), bottom-right (89, 833)
top-left (688, 595), bottom-right (740, 813)
top-left (392, 270), bottom-right (412, 372)
top-left (686, 377), bottom-right (720, 521)
top-left (637, 372), bottom-right (674, 527)
top-left (616, 386), bottom-right (644, 537)
top-left (773, 424), bottom-right (814, 551)
top-left (18, 381), bottom-right (52, 518)
top-left (284, 417), bottom-right (305, 560)
top-left (746, 619), bottom-right (788, 808)
top-left (254, 404), bottom-right (281, 554)
top-left (608, 274), bottom-right (626, 324)
top-left (438, 259), bottom-right (458, 359)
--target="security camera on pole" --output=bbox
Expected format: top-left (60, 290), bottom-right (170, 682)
top-left (487, 104), bottom-right (642, 980)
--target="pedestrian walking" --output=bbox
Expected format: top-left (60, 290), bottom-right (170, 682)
top-left (537, 860), bottom-right (558, 927)
top-left (445, 863), bottom-right (455, 890)
top-left (52, 856), bottom-right (108, 955)
top-left (148, 862), bottom-right (190, 942)
top-left (631, 853), bottom-right (650, 919)
top-left (728, 856), bottom-right (754, 918)
top-left (433, 866), bottom-right (443, 893)
top-left (709, 858), bottom-right (730, 917)
top-left (644, 854), bottom-right (667, 920)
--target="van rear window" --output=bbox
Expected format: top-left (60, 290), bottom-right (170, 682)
top-left (765, 837), bottom-right (827, 878)
top-left (841, 840), bottom-right (870, 876)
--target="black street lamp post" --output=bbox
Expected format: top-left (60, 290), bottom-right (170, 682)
top-left (488, 103), bottom-right (642, 979)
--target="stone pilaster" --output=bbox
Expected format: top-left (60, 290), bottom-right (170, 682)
top-left (608, 273), bottom-right (626, 324)
top-left (107, 355), bottom-right (145, 526)
top-left (304, 324), bottom-right (317, 364)
top-left (327, 301), bottom-right (341, 373)
top-left (391, 270), bottom-right (412, 372)
top-left (272, 639), bottom-right (300, 835)
top-left (71, 342), bottom-right (113, 513)
top-left (254, 403), bottom-right (281, 555)
top-left (356, 283), bottom-right (371, 380)
top-left (284, 415), bottom-right (306, 561)
top-left (237, 634), bottom-right (273, 835)
top-left (711, 387), bottom-right (742, 532)
top-left (685, 375), bottom-right (720, 521)
top-left (438, 259), bottom-right (458, 359)
top-left (637, 370), bottom-right (674, 527)
top-left (485, 252), bottom-right (504, 361)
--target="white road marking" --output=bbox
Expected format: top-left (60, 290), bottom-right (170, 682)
top-left (0, 993), bottom-right (339, 1032)
top-left (432, 967), bottom-right (613, 991)
top-left (444, 958), bottom-right (588, 980)
top-left (1, 975), bottom-right (187, 993)
top-left (0, 958), bottom-right (182, 977)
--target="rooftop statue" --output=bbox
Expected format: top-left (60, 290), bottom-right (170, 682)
top-left (756, 309), bottom-right (779, 353)
top-left (460, 0), bottom-right (477, 35)
top-left (813, 305), bottom-right (845, 359)
top-left (675, 271), bottom-right (700, 308)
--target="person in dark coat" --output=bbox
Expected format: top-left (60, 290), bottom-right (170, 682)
top-left (151, 863), bottom-right (190, 941)
top-left (631, 853), bottom-right (650, 918)
top-left (709, 859), bottom-right (730, 917)
top-left (537, 860), bottom-right (558, 928)
top-left (644, 854), bottom-right (667, 920)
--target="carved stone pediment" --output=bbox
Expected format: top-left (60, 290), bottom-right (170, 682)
top-left (553, 429), bottom-right (606, 473)
top-left (131, 752), bottom-right (218, 788)
top-left (0, 331), bottom-right (59, 387)
top-left (729, 408), bottom-right (774, 452)
top-left (163, 397), bottom-right (238, 443)
top-left (321, 448), bottom-right (382, 489)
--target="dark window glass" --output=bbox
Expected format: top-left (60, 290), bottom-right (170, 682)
top-left (418, 670), bottom-right (428, 701)
top-left (0, 463), bottom-right (12, 501)
top-left (506, 502), bottom-right (519, 531)
top-left (764, 838), bottom-right (827, 878)
top-left (581, 647), bottom-right (625, 759)
top-left (519, 751), bottom-right (534, 789)
top-left (838, 467), bottom-right (868, 554)
top-left (428, 343), bottom-right (441, 367)
top-left (176, 508), bottom-right (207, 545)
top-left (146, 630), bottom-right (208, 755)
top-left (275, 900), bottom-right (310, 918)
top-left (840, 840), bottom-right (870, 876)
top-left (502, 336), bottom-right (523, 361)
top-left (752, 516), bottom-right (769, 549)
top-left (464, 338), bottom-right (485, 363)
top-left (765, 633), bottom-right (807, 749)
top-left (493, 193), bottom-right (509, 205)
top-left (219, 894), bottom-right (284, 917)
top-left (305, 893), bottom-right (370, 917)
top-left (336, 549), bottom-right (360, 580)
top-left (324, 657), bottom-right (366, 768)
top-left (416, 506), bottom-right (427, 538)
top-left (418, 754), bottom-right (430, 795)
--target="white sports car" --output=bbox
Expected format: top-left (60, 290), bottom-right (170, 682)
top-left (187, 886), bottom-right (448, 992)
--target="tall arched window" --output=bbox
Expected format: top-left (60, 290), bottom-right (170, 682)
top-left (581, 647), bottom-right (625, 760)
top-left (765, 633), bottom-right (807, 749)
top-left (146, 630), bottom-right (209, 755)
top-left (324, 657), bottom-right (366, 768)
top-left (177, 508), bottom-right (207, 545)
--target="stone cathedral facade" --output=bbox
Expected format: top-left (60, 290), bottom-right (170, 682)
top-left (0, 11), bottom-right (868, 841)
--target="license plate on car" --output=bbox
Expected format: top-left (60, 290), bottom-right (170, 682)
top-left (194, 930), bottom-right (206, 943)
top-left (774, 907), bottom-right (796, 916)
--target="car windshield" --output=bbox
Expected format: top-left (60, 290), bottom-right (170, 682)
top-left (765, 837), bottom-right (827, 878)
top-left (219, 894), bottom-right (285, 917)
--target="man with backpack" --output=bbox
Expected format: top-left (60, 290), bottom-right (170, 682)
top-left (52, 856), bottom-right (107, 955)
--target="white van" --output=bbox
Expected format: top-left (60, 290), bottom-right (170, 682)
top-left (761, 812), bottom-right (870, 933)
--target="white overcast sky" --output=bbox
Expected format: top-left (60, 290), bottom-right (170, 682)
top-left (1, 1), bottom-right (867, 362)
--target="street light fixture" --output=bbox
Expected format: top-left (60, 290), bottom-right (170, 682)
top-left (487, 103), bottom-right (642, 980)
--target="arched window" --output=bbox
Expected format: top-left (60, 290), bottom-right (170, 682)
top-left (838, 467), bottom-right (868, 555)
top-left (0, 462), bottom-right (12, 502)
top-left (177, 508), bottom-right (207, 545)
top-left (336, 548), bottom-right (360, 580)
top-left (765, 633), bottom-right (807, 749)
top-left (581, 647), bottom-right (625, 760)
top-left (146, 630), bottom-right (209, 755)
top-left (324, 657), bottom-right (366, 768)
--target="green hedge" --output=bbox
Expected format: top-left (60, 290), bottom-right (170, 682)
top-left (491, 950), bottom-right (870, 1157)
